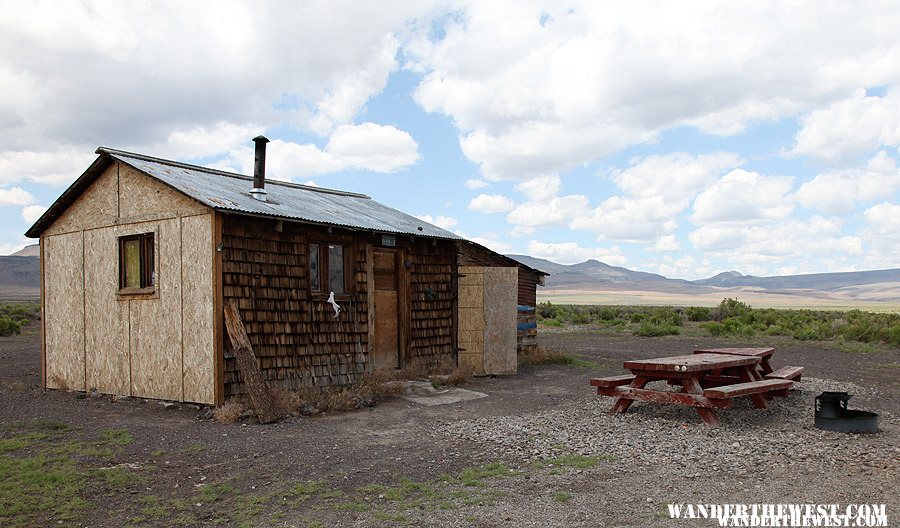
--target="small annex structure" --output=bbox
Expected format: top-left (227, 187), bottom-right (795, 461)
top-left (26, 138), bottom-right (547, 405)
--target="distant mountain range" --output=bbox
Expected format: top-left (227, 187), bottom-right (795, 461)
top-left (10, 244), bottom-right (39, 257)
top-left (508, 254), bottom-right (900, 304)
top-left (0, 245), bottom-right (39, 298)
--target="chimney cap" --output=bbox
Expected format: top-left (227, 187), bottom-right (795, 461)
top-left (252, 135), bottom-right (270, 144)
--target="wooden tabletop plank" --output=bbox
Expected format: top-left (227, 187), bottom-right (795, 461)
top-left (623, 353), bottom-right (759, 372)
top-left (693, 347), bottom-right (775, 357)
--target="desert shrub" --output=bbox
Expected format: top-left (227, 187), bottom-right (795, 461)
top-left (633, 322), bottom-right (680, 337)
top-left (542, 318), bottom-right (563, 327)
top-left (700, 321), bottom-right (724, 336)
top-left (685, 306), bottom-right (712, 322)
top-left (629, 313), bottom-right (645, 323)
top-left (596, 307), bottom-right (619, 321)
top-left (213, 402), bottom-right (244, 424)
top-left (571, 312), bottom-right (591, 324)
top-left (537, 302), bottom-right (558, 319)
top-left (645, 306), bottom-right (683, 327)
top-left (714, 298), bottom-right (752, 320)
top-left (0, 302), bottom-right (40, 322)
top-left (0, 315), bottom-right (25, 337)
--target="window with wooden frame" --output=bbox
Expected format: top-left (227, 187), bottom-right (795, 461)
top-left (119, 233), bottom-right (155, 293)
top-left (309, 241), bottom-right (351, 296)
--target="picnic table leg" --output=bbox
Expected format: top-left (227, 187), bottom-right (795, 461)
top-left (681, 377), bottom-right (720, 427)
top-left (736, 365), bottom-right (768, 409)
top-left (611, 376), bottom-right (649, 414)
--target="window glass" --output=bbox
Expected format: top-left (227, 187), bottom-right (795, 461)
top-left (309, 244), bottom-right (320, 291)
top-left (328, 244), bottom-right (345, 294)
top-left (123, 238), bottom-right (141, 288)
top-left (142, 233), bottom-right (155, 287)
top-left (119, 233), bottom-right (154, 290)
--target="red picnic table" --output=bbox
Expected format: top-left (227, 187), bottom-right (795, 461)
top-left (591, 353), bottom-right (793, 427)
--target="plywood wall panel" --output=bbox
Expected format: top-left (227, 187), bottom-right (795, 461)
top-left (482, 267), bottom-right (517, 375)
top-left (44, 232), bottom-right (85, 390)
top-left (44, 165), bottom-right (118, 236)
top-left (456, 266), bottom-right (485, 375)
top-left (83, 228), bottom-right (129, 395)
top-left (181, 214), bottom-right (215, 404)
top-left (118, 164), bottom-right (206, 219)
top-left (129, 218), bottom-right (183, 400)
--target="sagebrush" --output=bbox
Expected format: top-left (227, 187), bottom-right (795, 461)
top-left (537, 298), bottom-right (900, 347)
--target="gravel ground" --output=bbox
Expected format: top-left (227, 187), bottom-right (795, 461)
top-left (2, 324), bottom-right (898, 527)
top-left (393, 377), bottom-right (899, 527)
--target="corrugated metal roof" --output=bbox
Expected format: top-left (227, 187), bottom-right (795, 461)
top-left (101, 148), bottom-right (462, 240)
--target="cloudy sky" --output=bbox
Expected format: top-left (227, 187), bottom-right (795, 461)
top-left (2, 1), bottom-right (899, 279)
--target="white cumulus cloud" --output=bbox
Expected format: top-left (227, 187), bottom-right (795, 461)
top-left (609, 152), bottom-right (744, 205)
top-left (796, 151), bottom-right (900, 215)
top-left (21, 204), bottom-right (47, 224)
top-left (689, 217), bottom-right (862, 261)
top-left (215, 123), bottom-right (420, 180)
top-left (507, 194), bottom-right (589, 228)
top-left (464, 179), bottom-right (490, 189)
top-left (0, 148), bottom-right (96, 186)
top-left (526, 240), bottom-right (626, 266)
top-left (409, 2), bottom-right (900, 180)
top-left (692, 169), bottom-right (794, 224)
top-left (0, 187), bottom-right (34, 206)
top-left (649, 235), bottom-right (681, 252)
top-left (415, 214), bottom-right (458, 230)
top-left (792, 89), bottom-right (900, 163)
top-left (571, 195), bottom-right (679, 242)
top-left (468, 193), bottom-right (515, 213)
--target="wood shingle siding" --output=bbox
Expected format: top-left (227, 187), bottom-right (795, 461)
top-left (221, 216), bottom-right (369, 396)
top-left (408, 246), bottom-right (456, 367)
top-left (220, 215), bottom-right (460, 396)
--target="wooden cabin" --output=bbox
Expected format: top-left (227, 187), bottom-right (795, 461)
top-left (25, 140), bottom-right (547, 405)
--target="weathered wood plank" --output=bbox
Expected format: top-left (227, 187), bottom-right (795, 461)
top-left (624, 353), bottom-right (759, 372)
top-left (702, 379), bottom-right (792, 399)
top-left (599, 386), bottom-right (732, 409)
top-left (765, 366), bottom-right (803, 381)
top-left (590, 375), bottom-right (636, 387)
top-left (223, 299), bottom-right (279, 423)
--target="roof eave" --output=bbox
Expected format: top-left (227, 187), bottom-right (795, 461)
top-left (212, 208), bottom-right (463, 242)
top-left (24, 152), bottom-right (113, 238)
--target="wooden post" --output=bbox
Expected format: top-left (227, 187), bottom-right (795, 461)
top-left (223, 299), bottom-right (279, 423)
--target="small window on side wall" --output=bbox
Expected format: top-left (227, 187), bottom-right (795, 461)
top-left (309, 243), bottom-right (320, 291)
top-left (309, 241), bottom-right (348, 295)
top-left (328, 244), bottom-right (345, 294)
top-left (119, 233), bottom-right (155, 292)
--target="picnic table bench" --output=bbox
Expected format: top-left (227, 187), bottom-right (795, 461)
top-left (592, 353), bottom-right (794, 427)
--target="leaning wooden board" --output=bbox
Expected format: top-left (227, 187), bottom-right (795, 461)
top-left (223, 299), bottom-right (280, 424)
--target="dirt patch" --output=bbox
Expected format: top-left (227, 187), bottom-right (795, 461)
top-left (1, 323), bottom-right (897, 527)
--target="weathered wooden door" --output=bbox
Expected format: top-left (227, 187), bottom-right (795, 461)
top-left (372, 248), bottom-right (400, 371)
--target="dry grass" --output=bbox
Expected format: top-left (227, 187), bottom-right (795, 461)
top-left (249, 358), bottom-right (475, 421)
top-left (518, 345), bottom-right (572, 367)
top-left (430, 365), bottom-right (473, 387)
top-left (212, 402), bottom-right (244, 424)
top-left (269, 373), bottom-right (406, 416)
top-left (50, 376), bottom-right (68, 392)
top-left (5, 380), bottom-right (27, 392)
top-left (396, 358), bottom-right (430, 380)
